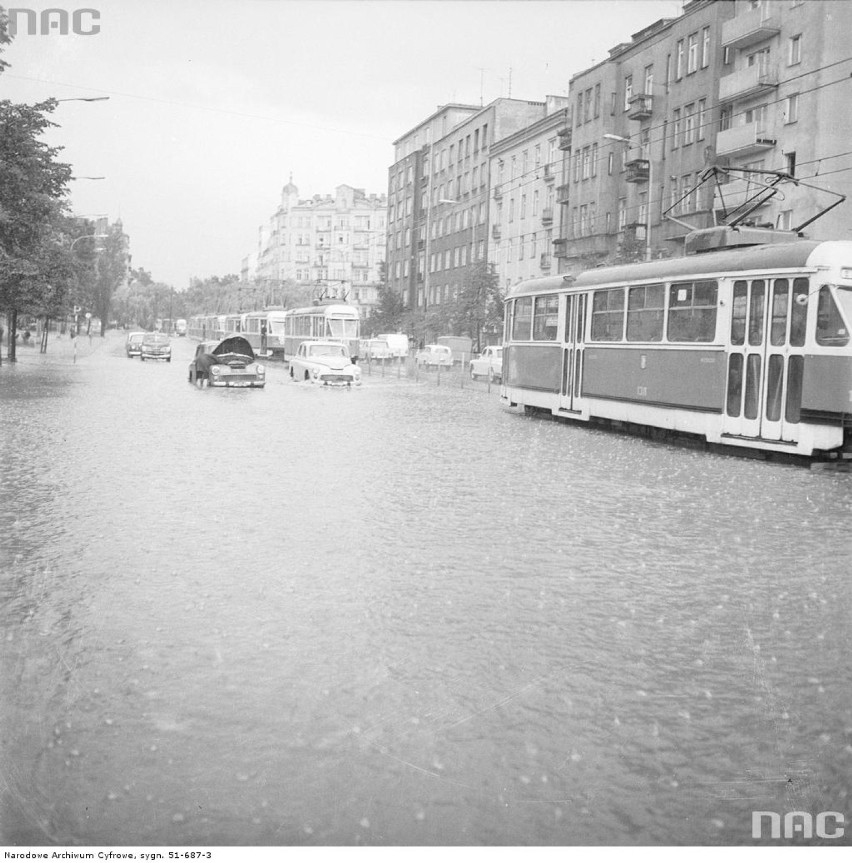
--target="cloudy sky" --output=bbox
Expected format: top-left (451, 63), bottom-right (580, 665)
top-left (1, 0), bottom-right (683, 287)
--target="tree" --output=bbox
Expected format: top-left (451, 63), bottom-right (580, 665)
top-left (89, 221), bottom-right (129, 335)
top-left (367, 265), bottom-right (405, 335)
top-left (453, 261), bottom-right (502, 350)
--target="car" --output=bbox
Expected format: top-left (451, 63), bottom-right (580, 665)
top-left (188, 336), bottom-right (266, 388)
top-left (469, 345), bottom-right (503, 382)
top-left (414, 344), bottom-right (453, 369)
top-left (125, 331), bottom-right (145, 358)
top-left (363, 338), bottom-right (393, 361)
top-left (140, 332), bottom-right (172, 362)
top-left (289, 340), bottom-right (362, 386)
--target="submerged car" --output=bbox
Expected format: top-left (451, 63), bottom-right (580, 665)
top-left (289, 340), bottom-right (362, 386)
top-left (125, 331), bottom-right (145, 358)
top-left (140, 332), bottom-right (172, 362)
top-left (188, 336), bottom-right (266, 388)
top-left (469, 345), bottom-right (503, 382)
top-left (414, 344), bottom-right (453, 369)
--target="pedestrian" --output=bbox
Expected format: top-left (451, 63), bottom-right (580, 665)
top-left (260, 321), bottom-right (268, 355)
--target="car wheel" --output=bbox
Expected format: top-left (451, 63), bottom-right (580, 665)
top-left (141, 356), bottom-right (145, 362)
top-left (470, 367), bottom-right (476, 379)
top-left (167, 357), bottom-right (171, 363)
top-left (304, 371), bottom-right (310, 381)
top-left (290, 367), bottom-right (294, 379)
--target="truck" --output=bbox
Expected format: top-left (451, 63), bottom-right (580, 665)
top-left (437, 335), bottom-right (473, 365)
top-left (377, 333), bottom-right (410, 358)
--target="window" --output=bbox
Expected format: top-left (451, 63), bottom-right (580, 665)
top-left (816, 286), bottom-right (850, 345)
top-left (683, 103), bottom-right (695, 144)
top-left (744, 104), bottom-right (767, 127)
top-left (576, 93), bottom-right (583, 127)
top-left (533, 296), bottom-right (559, 340)
top-left (591, 288), bottom-right (625, 341)
top-left (533, 189), bottom-right (540, 215)
top-left (675, 39), bottom-right (684, 79)
top-left (672, 108), bottom-right (681, 148)
top-left (644, 65), bottom-right (654, 98)
top-left (591, 143), bottom-right (598, 177)
top-left (582, 147), bottom-right (591, 180)
top-left (512, 298), bottom-right (532, 340)
top-left (627, 284), bottom-right (665, 341)
top-left (593, 83), bottom-right (601, 118)
top-left (786, 151), bottom-right (796, 177)
top-left (584, 89), bottom-right (593, 123)
top-left (618, 197), bottom-right (627, 230)
top-left (790, 278), bottom-right (809, 346)
top-left (770, 278), bottom-right (790, 346)
top-left (687, 33), bottom-right (698, 74)
top-left (574, 151), bottom-right (581, 183)
top-left (697, 99), bottom-right (707, 140)
top-left (509, 198), bottom-right (515, 222)
top-left (719, 105), bottom-right (733, 132)
top-left (668, 281), bottom-right (718, 341)
top-left (789, 34), bottom-right (802, 65)
top-left (624, 75), bottom-right (633, 111)
top-left (607, 151), bottom-right (614, 175)
top-left (579, 204), bottom-right (588, 236)
top-left (701, 26), bottom-right (710, 68)
top-left (776, 209), bottom-right (793, 230)
top-left (785, 93), bottom-right (799, 123)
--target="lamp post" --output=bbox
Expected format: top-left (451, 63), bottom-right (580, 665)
top-left (604, 132), bottom-right (654, 261)
top-left (56, 97), bottom-right (110, 103)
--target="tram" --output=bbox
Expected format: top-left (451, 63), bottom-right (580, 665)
top-left (241, 310), bottom-right (289, 358)
top-left (281, 303), bottom-right (360, 361)
top-left (501, 226), bottom-right (852, 459)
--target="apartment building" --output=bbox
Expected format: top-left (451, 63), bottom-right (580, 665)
top-left (556, 0), bottom-right (852, 274)
top-left (246, 180), bottom-right (387, 315)
top-left (557, 0), bottom-right (735, 272)
top-left (387, 99), bottom-right (552, 313)
top-left (715, 0), bottom-right (852, 237)
top-left (488, 97), bottom-right (570, 289)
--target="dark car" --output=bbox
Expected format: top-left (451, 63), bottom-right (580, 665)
top-left (188, 336), bottom-right (266, 388)
top-left (140, 332), bottom-right (172, 362)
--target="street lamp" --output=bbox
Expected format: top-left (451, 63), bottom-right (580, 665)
top-left (56, 96), bottom-right (110, 103)
top-left (604, 132), bottom-right (653, 261)
top-left (70, 233), bottom-right (107, 251)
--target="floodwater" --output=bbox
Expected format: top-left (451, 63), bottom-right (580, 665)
top-left (1, 332), bottom-right (850, 846)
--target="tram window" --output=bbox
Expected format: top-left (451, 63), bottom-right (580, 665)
top-left (786, 355), bottom-right (803, 423)
top-left (765, 354), bottom-right (784, 422)
top-left (770, 279), bottom-right (789, 346)
top-left (533, 295), bottom-right (559, 340)
top-left (748, 280), bottom-right (765, 345)
top-left (726, 353), bottom-right (743, 417)
top-left (591, 288), bottom-right (625, 341)
top-left (627, 284), bottom-right (664, 341)
top-left (512, 297), bottom-right (533, 340)
top-left (731, 281), bottom-right (747, 345)
top-left (744, 354), bottom-right (761, 420)
top-left (790, 278), bottom-right (809, 347)
top-left (667, 280), bottom-right (718, 342)
top-left (816, 286), bottom-right (850, 346)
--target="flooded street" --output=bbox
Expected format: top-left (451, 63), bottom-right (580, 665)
top-left (1, 332), bottom-right (850, 846)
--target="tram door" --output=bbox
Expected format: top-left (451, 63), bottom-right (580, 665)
top-left (560, 293), bottom-right (587, 412)
top-left (723, 277), bottom-right (809, 442)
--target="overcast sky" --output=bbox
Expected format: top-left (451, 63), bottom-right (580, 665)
top-left (1, 0), bottom-right (683, 288)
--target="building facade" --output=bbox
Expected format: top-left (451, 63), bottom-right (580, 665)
top-left (387, 99), bottom-right (554, 318)
top-left (244, 181), bottom-right (387, 318)
top-left (555, 0), bottom-right (852, 274)
top-left (488, 97), bottom-right (570, 290)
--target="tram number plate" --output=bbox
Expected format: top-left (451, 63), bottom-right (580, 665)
top-left (637, 386), bottom-right (648, 397)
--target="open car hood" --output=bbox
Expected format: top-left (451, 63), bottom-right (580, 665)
top-left (212, 336), bottom-right (256, 362)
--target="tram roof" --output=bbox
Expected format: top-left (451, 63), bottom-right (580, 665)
top-left (507, 240), bottom-right (824, 298)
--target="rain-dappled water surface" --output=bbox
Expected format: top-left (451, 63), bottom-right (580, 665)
top-left (1, 333), bottom-right (850, 846)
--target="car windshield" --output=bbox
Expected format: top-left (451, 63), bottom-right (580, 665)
top-left (128, 334), bottom-right (143, 343)
top-left (309, 344), bottom-right (347, 357)
top-left (145, 334), bottom-right (169, 344)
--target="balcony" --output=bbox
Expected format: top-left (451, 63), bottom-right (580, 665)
top-left (721, 6), bottom-right (780, 50)
top-left (557, 126), bottom-right (573, 151)
top-left (540, 254), bottom-right (552, 270)
top-left (493, 184), bottom-right (503, 200)
top-left (627, 93), bottom-right (653, 121)
top-left (556, 234), bottom-right (614, 259)
top-left (625, 158), bottom-right (650, 183)
top-left (542, 163), bottom-right (555, 182)
top-left (557, 183), bottom-right (570, 205)
top-left (553, 237), bottom-right (568, 258)
top-left (716, 123), bottom-right (777, 158)
top-left (492, 224), bottom-right (502, 240)
top-left (719, 64), bottom-right (778, 102)
top-left (541, 207), bottom-right (554, 225)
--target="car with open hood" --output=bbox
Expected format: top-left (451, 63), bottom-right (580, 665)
top-left (289, 340), bottom-right (362, 386)
top-left (188, 336), bottom-right (266, 388)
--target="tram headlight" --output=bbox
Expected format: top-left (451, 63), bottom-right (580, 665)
top-left (841, 267), bottom-right (852, 280)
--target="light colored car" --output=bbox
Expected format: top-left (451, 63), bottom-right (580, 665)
top-left (125, 331), bottom-right (145, 358)
top-left (289, 340), bottom-right (362, 386)
top-left (469, 345), bottom-right (503, 381)
top-left (140, 332), bottom-right (172, 362)
top-left (363, 338), bottom-right (393, 361)
top-left (415, 344), bottom-right (453, 369)
top-left (188, 336), bottom-right (266, 388)
top-left (377, 333), bottom-right (410, 358)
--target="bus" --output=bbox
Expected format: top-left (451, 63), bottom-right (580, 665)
top-left (282, 303), bottom-right (360, 361)
top-left (501, 226), bottom-right (852, 460)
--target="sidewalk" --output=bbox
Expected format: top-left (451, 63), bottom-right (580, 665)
top-left (2, 330), bottom-right (112, 364)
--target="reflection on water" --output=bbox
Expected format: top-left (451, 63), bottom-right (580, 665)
top-left (1, 334), bottom-right (850, 846)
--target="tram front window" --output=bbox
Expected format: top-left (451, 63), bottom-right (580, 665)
top-left (816, 286), bottom-right (850, 346)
